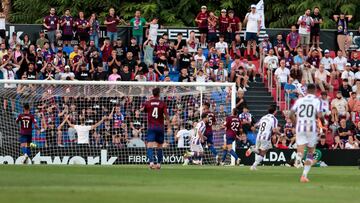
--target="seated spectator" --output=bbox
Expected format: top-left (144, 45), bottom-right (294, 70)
top-left (283, 118), bottom-right (295, 147)
top-left (246, 60), bottom-right (256, 82)
top-left (353, 79), bottom-right (360, 95)
top-left (354, 122), bottom-right (360, 144)
top-left (187, 30), bottom-right (199, 54)
top-left (315, 64), bottom-right (333, 92)
top-left (236, 90), bottom-right (247, 114)
top-left (36, 30), bottom-right (49, 49)
top-left (276, 136), bottom-right (289, 149)
top-left (93, 64), bottom-right (108, 81)
top-left (134, 70), bottom-right (147, 82)
top-left (333, 50), bottom-right (347, 72)
top-left (283, 50), bottom-right (294, 69)
top-left (76, 64), bottom-right (91, 80)
top-left (306, 47), bottom-right (321, 68)
top-left (348, 92), bottom-right (360, 113)
top-left (128, 37), bottom-right (141, 60)
top-left (290, 64), bottom-right (302, 83)
top-left (301, 62), bottom-right (314, 84)
top-left (60, 65), bottom-right (75, 80)
top-left (332, 135), bottom-right (344, 149)
top-left (215, 35), bottom-right (229, 63)
top-left (337, 118), bottom-right (352, 142)
top-left (154, 54), bottom-right (168, 77)
top-left (273, 34), bottom-right (286, 59)
top-left (108, 67), bottom-right (121, 81)
top-left (264, 49), bottom-right (278, 71)
top-left (178, 68), bottom-right (190, 82)
top-left (284, 77), bottom-right (297, 103)
top-left (213, 61), bottom-right (228, 82)
top-left (274, 59), bottom-right (290, 86)
top-left (317, 135), bottom-right (329, 149)
top-left (194, 47), bottom-right (206, 69)
top-left (341, 63), bottom-right (355, 86)
top-left (319, 91), bottom-right (331, 116)
top-left (320, 49), bottom-right (335, 71)
top-left (120, 65), bottom-right (134, 81)
top-left (293, 48), bottom-right (305, 65)
top-left (339, 79), bottom-right (352, 99)
top-left (108, 50), bottom-right (121, 71)
top-left (345, 136), bottom-right (359, 149)
top-left (329, 107), bottom-right (340, 135)
top-left (331, 91), bottom-right (349, 118)
top-left (239, 107), bottom-right (254, 133)
top-left (237, 133), bottom-right (251, 149)
top-left (146, 65), bottom-right (158, 81)
top-left (350, 52), bottom-right (360, 71)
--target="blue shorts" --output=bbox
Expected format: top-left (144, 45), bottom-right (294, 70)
top-left (245, 32), bottom-right (258, 42)
top-left (147, 128), bottom-right (164, 144)
top-left (19, 134), bottom-right (32, 144)
top-left (226, 136), bottom-right (235, 145)
top-left (205, 132), bottom-right (214, 145)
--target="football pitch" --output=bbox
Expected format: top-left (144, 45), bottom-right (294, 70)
top-left (0, 165), bottom-right (359, 203)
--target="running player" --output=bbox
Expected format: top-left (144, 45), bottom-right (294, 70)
top-left (221, 108), bottom-right (241, 165)
top-left (184, 113), bottom-right (208, 165)
top-left (16, 103), bottom-right (39, 164)
top-left (142, 87), bottom-right (170, 169)
top-left (290, 83), bottom-right (321, 183)
top-left (202, 102), bottom-right (220, 164)
top-left (245, 105), bottom-right (279, 170)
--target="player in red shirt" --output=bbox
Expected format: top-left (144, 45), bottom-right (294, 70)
top-left (195, 6), bottom-right (209, 48)
top-left (16, 103), bottom-right (39, 163)
top-left (221, 108), bottom-right (242, 165)
top-left (141, 87), bottom-right (170, 169)
top-left (203, 102), bottom-right (220, 164)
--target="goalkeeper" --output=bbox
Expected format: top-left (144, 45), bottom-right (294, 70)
top-left (288, 148), bottom-right (327, 167)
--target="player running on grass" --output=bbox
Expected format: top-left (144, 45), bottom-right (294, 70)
top-left (202, 102), bottom-right (220, 164)
top-left (183, 113), bottom-right (208, 165)
top-left (290, 83), bottom-right (322, 183)
top-left (221, 108), bottom-right (242, 165)
top-left (16, 103), bottom-right (39, 164)
top-left (245, 105), bottom-right (279, 170)
top-left (141, 87), bottom-right (170, 170)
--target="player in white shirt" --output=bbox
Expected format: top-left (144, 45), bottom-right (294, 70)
top-left (183, 113), bottom-right (208, 165)
top-left (65, 115), bottom-right (106, 144)
top-left (246, 105), bottom-right (279, 170)
top-left (290, 84), bottom-right (322, 183)
top-left (176, 125), bottom-right (191, 148)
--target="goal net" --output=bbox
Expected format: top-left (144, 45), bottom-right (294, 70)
top-left (0, 80), bottom-right (236, 165)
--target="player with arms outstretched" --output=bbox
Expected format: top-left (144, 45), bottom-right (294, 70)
top-left (245, 105), bottom-right (279, 170)
top-left (221, 108), bottom-right (241, 165)
top-left (290, 84), bottom-right (322, 182)
top-left (202, 102), bottom-right (220, 164)
top-left (16, 103), bottom-right (39, 164)
top-left (142, 87), bottom-right (170, 169)
top-left (184, 113), bottom-right (208, 165)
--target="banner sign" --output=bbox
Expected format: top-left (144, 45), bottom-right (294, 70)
top-left (1, 147), bottom-right (359, 166)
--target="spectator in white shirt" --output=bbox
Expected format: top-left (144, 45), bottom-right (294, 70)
top-left (60, 65), bottom-right (75, 80)
top-left (215, 35), bottom-right (230, 63)
top-left (194, 47), bottom-right (206, 69)
top-left (297, 9), bottom-right (314, 55)
top-left (274, 59), bottom-right (290, 85)
top-left (333, 50), bottom-right (347, 72)
top-left (341, 63), bottom-right (355, 86)
top-left (243, 5), bottom-right (261, 60)
top-left (315, 64), bottom-right (333, 92)
top-left (355, 65), bottom-right (360, 80)
top-left (320, 49), bottom-right (335, 71)
top-left (264, 49), bottom-right (279, 71)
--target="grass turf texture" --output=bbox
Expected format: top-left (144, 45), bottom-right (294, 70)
top-left (0, 165), bottom-right (359, 203)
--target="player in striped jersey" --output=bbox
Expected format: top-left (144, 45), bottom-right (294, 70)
top-left (202, 103), bottom-right (220, 164)
top-left (290, 84), bottom-right (322, 183)
top-left (183, 113), bottom-right (208, 165)
top-left (245, 105), bottom-right (279, 170)
top-left (221, 108), bottom-right (242, 165)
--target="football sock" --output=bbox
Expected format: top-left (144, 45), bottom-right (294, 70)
top-left (147, 148), bottom-right (154, 164)
top-left (229, 149), bottom-right (239, 160)
top-left (253, 154), bottom-right (264, 167)
top-left (157, 148), bottom-right (163, 164)
top-left (221, 149), bottom-right (228, 162)
top-left (26, 147), bottom-right (31, 157)
top-left (296, 152), bottom-right (303, 164)
top-left (21, 146), bottom-right (27, 155)
top-left (302, 165), bottom-right (311, 178)
top-left (209, 145), bottom-right (217, 157)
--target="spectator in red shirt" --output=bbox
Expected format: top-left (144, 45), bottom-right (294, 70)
top-left (100, 39), bottom-right (113, 72)
top-left (43, 7), bottom-right (59, 51)
top-left (227, 10), bottom-right (242, 44)
top-left (60, 9), bottom-right (74, 46)
top-left (195, 6), bottom-right (209, 48)
top-left (75, 11), bottom-right (89, 47)
top-left (219, 9), bottom-right (229, 42)
top-left (104, 8), bottom-right (120, 43)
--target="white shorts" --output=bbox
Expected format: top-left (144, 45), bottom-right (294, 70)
top-left (190, 143), bottom-right (203, 153)
top-left (256, 139), bottom-right (272, 151)
top-left (296, 131), bottom-right (318, 147)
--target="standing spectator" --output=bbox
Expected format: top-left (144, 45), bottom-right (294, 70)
top-left (147, 17), bottom-right (159, 44)
top-left (187, 31), bottom-right (199, 54)
top-left (319, 91), bottom-right (331, 116)
top-left (143, 38), bottom-right (154, 67)
top-left (104, 8), bottom-right (120, 43)
top-left (297, 9), bottom-right (314, 55)
top-left (274, 59), bottom-right (290, 86)
top-left (120, 65), bottom-right (134, 81)
top-left (75, 11), bottom-right (89, 47)
top-left (235, 90), bottom-right (247, 114)
top-left (36, 31), bottom-right (49, 50)
top-left (89, 13), bottom-right (100, 49)
top-left (227, 10), bottom-right (242, 44)
top-left (113, 39), bottom-right (126, 61)
top-left (60, 9), bottom-right (74, 46)
top-left (8, 32), bottom-right (20, 49)
top-left (178, 47), bottom-right (192, 70)
top-left (310, 7), bottom-right (323, 48)
top-left (207, 12), bottom-right (218, 48)
top-left (315, 64), bottom-right (333, 92)
top-left (195, 6), bottom-right (209, 48)
top-left (128, 37), bottom-right (141, 61)
top-left (243, 5), bottom-right (261, 60)
top-left (333, 13), bottom-right (352, 55)
top-left (274, 34), bottom-right (286, 59)
top-left (146, 65), bottom-right (158, 81)
top-left (175, 33), bottom-right (186, 52)
top-left (100, 39), bottom-right (112, 72)
top-left (43, 7), bottom-right (59, 51)
top-left (129, 10), bottom-right (147, 48)
top-left (219, 9), bottom-right (229, 42)
top-left (286, 25), bottom-right (300, 55)
top-left (0, 61), bottom-right (20, 111)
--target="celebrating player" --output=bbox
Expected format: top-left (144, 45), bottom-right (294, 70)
top-left (290, 83), bottom-right (322, 183)
top-left (221, 108), bottom-right (241, 165)
top-left (245, 105), bottom-right (279, 170)
top-left (142, 87), bottom-right (170, 170)
top-left (184, 114), bottom-right (208, 165)
top-left (16, 103), bottom-right (39, 164)
top-left (202, 102), bottom-right (220, 164)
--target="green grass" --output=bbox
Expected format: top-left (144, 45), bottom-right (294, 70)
top-left (0, 165), bottom-right (359, 203)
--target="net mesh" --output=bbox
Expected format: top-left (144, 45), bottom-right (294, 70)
top-left (0, 81), bottom-right (235, 165)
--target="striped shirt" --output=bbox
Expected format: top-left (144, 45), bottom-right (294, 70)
top-left (291, 94), bottom-right (321, 133)
top-left (257, 114), bottom-right (278, 141)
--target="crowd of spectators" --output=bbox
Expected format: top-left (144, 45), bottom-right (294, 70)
top-left (0, 5), bottom-right (359, 150)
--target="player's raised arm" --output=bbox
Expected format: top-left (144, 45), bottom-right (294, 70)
top-left (91, 116), bottom-right (106, 130)
top-left (65, 115), bottom-right (75, 128)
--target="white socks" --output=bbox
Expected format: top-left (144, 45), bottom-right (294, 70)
top-left (302, 165), bottom-right (311, 178)
top-left (253, 154), bottom-right (263, 167)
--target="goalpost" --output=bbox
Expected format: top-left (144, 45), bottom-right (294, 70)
top-left (0, 80), bottom-right (237, 165)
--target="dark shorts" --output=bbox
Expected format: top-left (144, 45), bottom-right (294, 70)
top-left (207, 32), bottom-right (218, 43)
top-left (205, 132), bottom-right (214, 145)
top-left (19, 134), bottom-right (32, 144)
top-left (226, 136), bottom-right (235, 145)
top-left (77, 32), bottom-right (89, 41)
top-left (62, 34), bottom-right (73, 41)
top-left (311, 27), bottom-right (320, 37)
top-left (199, 27), bottom-right (208, 34)
top-left (147, 128), bottom-right (164, 144)
top-left (245, 32), bottom-right (258, 42)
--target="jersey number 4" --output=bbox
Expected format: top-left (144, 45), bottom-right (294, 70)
top-left (152, 107), bottom-right (158, 119)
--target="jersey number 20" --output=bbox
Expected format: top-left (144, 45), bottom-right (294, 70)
top-left (299, 104), bottom-right (314, 118)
